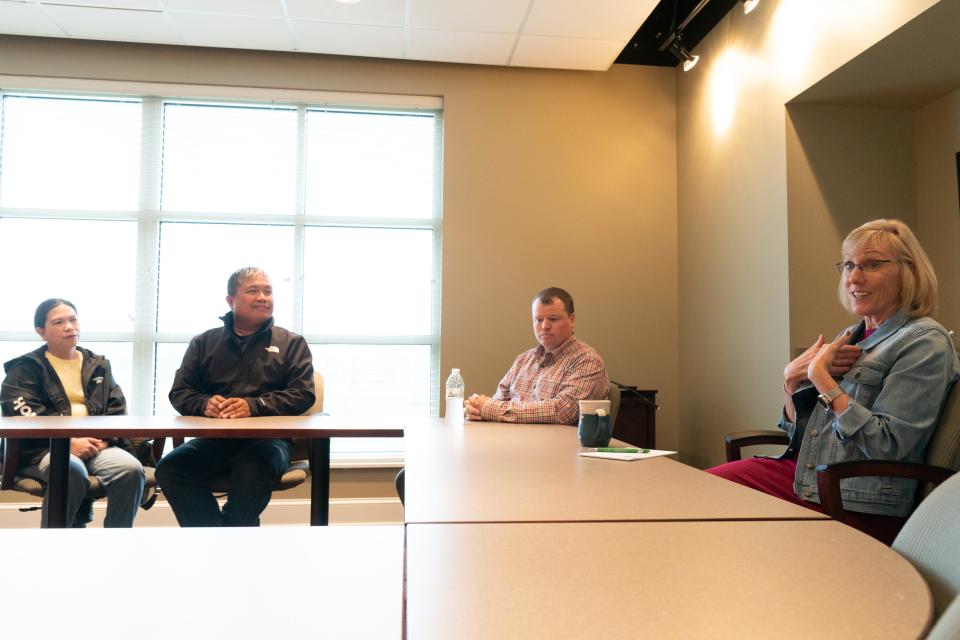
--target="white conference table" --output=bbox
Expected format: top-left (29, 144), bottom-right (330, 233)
top-left (0, 415), bottom-right (403, 527)
top-left (403, 419), bottom-right (827, 523)
top-left (0, 525), bottom-right (404, 639)
top-left (406, 519), bottom-right (932, 639)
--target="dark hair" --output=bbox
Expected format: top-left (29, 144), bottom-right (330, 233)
top-left (227, 267), bottom-right (269, 296)
top-left (34, 298), bottom-right (77, 330)
top-left (533, 287), bottom-right (574, 315)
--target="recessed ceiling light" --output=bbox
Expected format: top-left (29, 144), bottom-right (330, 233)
top-left (335, 0), bottom-right (362, 4)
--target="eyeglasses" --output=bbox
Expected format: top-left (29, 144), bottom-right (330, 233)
top-left (834, 259), bottom-right (895, 274)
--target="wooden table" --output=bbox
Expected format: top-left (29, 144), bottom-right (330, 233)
top-left (403, 419), bottom-right (827, 523)
top-left (0, 525), bottom-right (403, 639)
top-left (0, 415), bottom-right (402, 527)
top-left (406, 520), bottom-right (932, 639)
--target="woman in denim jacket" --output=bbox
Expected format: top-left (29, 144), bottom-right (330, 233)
top-left (709, 219), bottom-right (960, 544)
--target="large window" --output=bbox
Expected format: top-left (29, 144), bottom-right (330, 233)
top-left (0, 88), bottom-right (443, 461)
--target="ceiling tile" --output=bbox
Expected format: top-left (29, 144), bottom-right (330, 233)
top-left (42, 0), bottom-right (162, 9)
top-left (162, 0), bottom-right (283, 17)
top-left (169, 12), bottom-right (293, 50)
top-left (0, 0), bottom-right (663, 72)
top-left (406, 28), bottom-right (515, 66)
top-left (290, 20), bottom-right (403, 58)
top-left (42, 5), bottom-right (182, 43)
top-left (409, 0), bottom-right (529, 33)
top-left (524, 0), bottom-right (657, 41)
top-left (0, 1), bottom-right (64, 36)
top-left (285, 0), bottom-right (404, 26)
top-left (511, 34), bottom-right (623, 71)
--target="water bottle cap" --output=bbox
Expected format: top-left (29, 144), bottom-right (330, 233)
top-left (452, 368), bottom-right (460, 374)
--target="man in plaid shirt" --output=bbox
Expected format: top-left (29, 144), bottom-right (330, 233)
top-left (465, 287), bottom-right (609, 425)
top-left (394, 287), bottom-right (609, 503)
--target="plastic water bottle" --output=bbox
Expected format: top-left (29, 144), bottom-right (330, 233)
top-left (445, 368), bottom-right (465, 426)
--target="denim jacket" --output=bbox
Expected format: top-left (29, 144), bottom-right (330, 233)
top-left (779, 310), bottom-right (960, 518)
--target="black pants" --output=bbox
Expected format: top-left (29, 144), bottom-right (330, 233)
top-left (156, 438), bottom-right (292, 526)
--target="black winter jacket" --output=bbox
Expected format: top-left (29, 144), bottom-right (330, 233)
top-left (168, 313), bottom-right (315, 417)
top-left (1, 345), bottom-right (128, 466)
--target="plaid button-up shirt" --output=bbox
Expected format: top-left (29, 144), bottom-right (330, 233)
top-left (480, 336), bottom-right (608, 425)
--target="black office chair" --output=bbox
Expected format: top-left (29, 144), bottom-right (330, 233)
top-left (607, 382), bottom-right (621, 430)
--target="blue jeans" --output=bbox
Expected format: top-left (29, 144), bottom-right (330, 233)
top-left (22, 446), bottom-right (145, 528)
top-left (156, 438), bottom-right (292, 527)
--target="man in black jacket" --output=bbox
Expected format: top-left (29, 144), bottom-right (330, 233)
top-left (157, 267), bottom-right (315, 526)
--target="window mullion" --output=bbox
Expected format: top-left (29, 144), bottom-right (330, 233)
top-left (131, 96), bottom-right (162, 415)
top-left (431, 111), bottom-right (445, 416)
top-left (292, 104), bottom-right (307, 335)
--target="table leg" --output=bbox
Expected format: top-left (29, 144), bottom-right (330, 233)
top-left (47, 437), bottom-right (70, 528)
top-left (309, 438), bottom-right (330, 526)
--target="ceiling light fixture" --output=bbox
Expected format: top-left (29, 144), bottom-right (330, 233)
top-left (335, 0), bottom-right (362, 4)
top-left (668, 36), bottom-right (700, 72)
top-left (656, 0), bottom-right (754, 72)
top-left (657, 0), bottom-right (709, 72)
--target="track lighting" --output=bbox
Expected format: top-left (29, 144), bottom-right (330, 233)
top-left (668, 35), bottom-right (699, 72)
top-left (656, 0), bottom-right (755, 72)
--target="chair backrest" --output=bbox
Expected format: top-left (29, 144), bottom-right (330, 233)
top-left (607, 382), bottom-right (621, 430)
top-left (925, 381), bottom-right (960, 472)
top-left (926, 592), bottom-right (960, 640)
top-left (892, 471), bottom-right (960, 617)
top-left (289, 372), bottom-right (325, 462)
top-left (306, 371), bottom-right (325, 416)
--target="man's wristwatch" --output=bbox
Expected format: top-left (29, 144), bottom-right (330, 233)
top-left (817, 386), bottom-right (846, 408)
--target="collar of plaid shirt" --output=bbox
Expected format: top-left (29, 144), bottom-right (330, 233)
top-left (537, 334), bottom-right (578, 366)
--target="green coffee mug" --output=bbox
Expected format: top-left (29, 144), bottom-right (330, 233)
top-left (578, 411), bottom-right (612, 447)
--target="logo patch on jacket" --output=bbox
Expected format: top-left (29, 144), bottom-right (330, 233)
top-left (11, 397), bottom-right (38, 417)
top-left (265, 346), bottom-right (280, 354)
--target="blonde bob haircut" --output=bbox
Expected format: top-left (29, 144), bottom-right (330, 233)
top-left (838, 219), bottom-right (938, 318)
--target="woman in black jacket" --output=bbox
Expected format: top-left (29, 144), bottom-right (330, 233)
top-left (1, 298), bottom-right (144, 527)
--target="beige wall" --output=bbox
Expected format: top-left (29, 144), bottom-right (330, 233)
top-left (786, 105), bottom-right (916, 346)
top-left (0, 35), bottom-right (678, 500)
top-left (676, 0), bottom-right (940, 468)
top-left (915, 87), bottom-right (960, 333)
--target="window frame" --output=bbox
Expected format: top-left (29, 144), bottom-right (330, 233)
top-left (0, 78), bottom-right (444, 465)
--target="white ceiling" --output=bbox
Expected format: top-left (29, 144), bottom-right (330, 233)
top-left (0, 0), bottom-right (658, 71)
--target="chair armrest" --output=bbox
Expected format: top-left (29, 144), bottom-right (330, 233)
top-left (814, 460), bottom-right (955, 523)
top-left (1, 438), bottom-right (22, 491)
top-left (724, 430), bottom-right (789, 462)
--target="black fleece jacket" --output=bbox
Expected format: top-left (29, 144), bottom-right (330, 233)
top-left (168, 312), bottom-right (315, 417)
top-left (1, 345), bottom-right (127, 466)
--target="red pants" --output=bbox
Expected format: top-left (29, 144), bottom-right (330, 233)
top-left (706, 457), bottom-right (907, 546)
